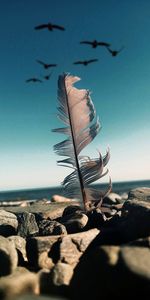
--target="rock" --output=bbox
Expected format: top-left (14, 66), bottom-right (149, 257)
top-left (121, 199), bottom-right (150, 239)
top-left (128, 236), bottom-right (150, 247)
top-left (70, 244), bottom-right (150, 299)
top-left (8, 236), bottom-right (27, 264)
top-left (39, 263), bottom-right (73, 297)
top-left (70, 245), bottom-right (120, 299)
top-left (0, 236), bottom-right (18, 276)
top-left (0, 267), bottom-right (39, 299)
top-left (101, 205), bottom-right (118, 218)
top-left (120, 192), bottom-right (128, 200)
top-left (51, 195), bottom-right (73, 203)
top-left (38, 252), bottom-right (54, 270)
top-left (13, 294), bottom-right (67, 300)
top-left (0, 210), bottom-right (18, 236)
top-left (111, 203), bottom-right (123, 211)
top-left (17, 212), bottom-right (39, 238)
top-left (86, 208), bottom-right (106, 229)
top-left (38, 220), bottom-right (67, 236)
top-left (128, 187), bottom-right (150, 202)
top-left (39, 263), bottom-right (73, 298)
top-left (1, 202), bottom-right (80, 221)
top-left (103, 192), bottom-right (123, 205)
top-left (59, 236), bottom-right (81, 266)
top-left (120, 246), bottom-right (150, 280)
top-left (89, 199), bottom-right (150, 247)
top-left (59, 229), bottom-right (100, 266)
top-left (61, 211), bottom-right (88, 233)
top-left (26, 236), bottom-right (61, 269)
top-left (26, 229), bottom-right (99, 270)
top-left (62, 205), bottom-right (82, 217)
top-left (31, 199), bottom-right (51, 205)
top-left (50, 262), bottom-right (74, 286)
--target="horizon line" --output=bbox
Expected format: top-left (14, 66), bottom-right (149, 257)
top-left (0, 178), bottom-right (150, 193)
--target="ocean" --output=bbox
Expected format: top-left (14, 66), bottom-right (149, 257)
top-left (0, 179), bottom-right (150, 202)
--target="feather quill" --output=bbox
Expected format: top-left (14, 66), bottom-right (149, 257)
top-left (52, 73), bottom-right (111, 211)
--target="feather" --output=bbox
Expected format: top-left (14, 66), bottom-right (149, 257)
top-left (52, 73), bottom-right (111, 211)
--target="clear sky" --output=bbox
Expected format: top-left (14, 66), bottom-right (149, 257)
top-left (0, 0), bottom-right (150, 191)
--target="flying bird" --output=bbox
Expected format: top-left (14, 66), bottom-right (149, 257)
top-left (34, 22), bottom-right (65, 31)
top-left (43, 72), bottom-right (53, 80)
top-left (80, 40), bottom-right (110, 48)
top-left (26, 78), bottom-right (42, 83)
top-left (73, 59), bottom-right (98, 66)
top-left (106, 46), bottom-right (125, 57)
top-left (36, 60), bottom-right (57, 69)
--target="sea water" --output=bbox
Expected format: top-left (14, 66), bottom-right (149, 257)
top-left (0, 180), bottom-right (150, 202)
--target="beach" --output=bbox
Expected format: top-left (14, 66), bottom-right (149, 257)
top-left (0, 184), bottom-right (150, 299)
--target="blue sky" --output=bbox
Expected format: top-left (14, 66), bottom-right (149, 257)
top-left (0, 0), bottom-right (150, 190)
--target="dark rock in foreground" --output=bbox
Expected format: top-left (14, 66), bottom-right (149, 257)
top-left (70, 244), bottom-right (150, 299)
top-left (0, 267), bottom-right (38, 299)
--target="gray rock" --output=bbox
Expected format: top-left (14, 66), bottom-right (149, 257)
top-left (121, 199), bottom-right (150, 239)
top-left (17, 212), bottom-right (39, 238)
top-left (0, 236), bottom-right (18, 276)
top-left (38, 220), bottom-right (67, 236)
top-left (103, 192), bottom-right (123, 205)
top-left (91, 199), bottom-right (150, 247)
top-left (26, 235), bottom-right (61, 269)
top-left (61, 211), bottom-right (88, 233)
top-left (8, 236), bottom-right (27, 264)
top-left (0, 210), bottom-right (18, 236)
top-left (59, 229), bottom-right (100, 266)
top-left (0, 202), bottom-right (80, 221)
top-left (128, 187), bottom-right (150, 202)
top-left (26, 229), bottom-right (99, 270)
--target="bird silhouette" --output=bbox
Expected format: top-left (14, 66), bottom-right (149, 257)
top-left (106, 46), bottom-right (125, 56)
top-left (43, 72), bottom-right (53, 80)
top-left (73, 59), bottom-right (98, 66)
top-left (34, 22), bottom-right (65, 31)
top-left (80, 40), bottom-right (110, 48)
top-left (26, 78), bottom-right (42, 83)
top-left (36, 60), bottom-right (57, 69)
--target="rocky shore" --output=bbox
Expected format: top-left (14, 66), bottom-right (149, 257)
top-left (0, 187), bottom-right (150, 300)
